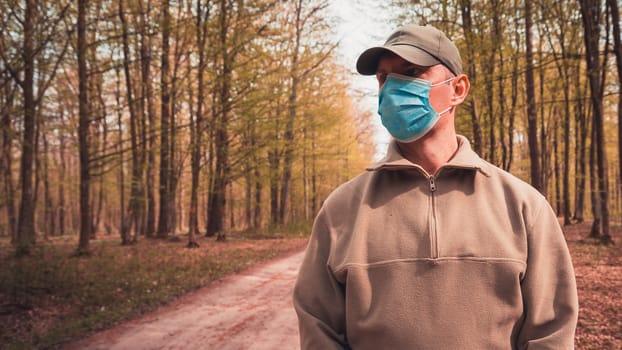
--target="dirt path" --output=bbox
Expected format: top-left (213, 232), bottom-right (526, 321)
top-left (69, 250), bottom-right (305, 350)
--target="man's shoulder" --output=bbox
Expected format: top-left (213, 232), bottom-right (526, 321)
top-left (323, 171), bottom-right (375, 209)
top-left (481, 160), bottom-right (546, 201)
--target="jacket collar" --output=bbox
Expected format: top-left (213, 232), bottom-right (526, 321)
top-left (366, 135), bottom-right (490, 177)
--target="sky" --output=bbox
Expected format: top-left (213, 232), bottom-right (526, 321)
top-left (327, 0), bottom-right (395, 160)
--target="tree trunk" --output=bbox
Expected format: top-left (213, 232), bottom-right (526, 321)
top-left (1, 75), bottom-right (17, 240)
top-left (279, 0), bottom-right (304, 226)
top-left (574, 72), bottom-right (588, 223)
top-left (16, 0), bottom-right (38, 255)
top-left (486, 0), bottom-right (500, 164)
top-left (58, 109), bottom-right (67, 236)
top-left (168, 3), bottom-right (186, 236)
top-left (43, 132), bottom-right (55, 237)
top-left (280, 85), bottom-right (297, 225)
top-left (254, 161), bottom-right (262, 229)
top-left (506, 44), bottom-right (519, 172)
top-left (207, 0), bottom-right (232, 241)
top-left (33, 106), bottom-right (42, 236)
top-left (77, 0), bottom-right (91, 254)
top-left (580, 0), bottom-right (612, 244)
top-left (205, 108), bottom-right (216, 235)
top-left (525, 0), bottom-right (542, 192)
top-left (589, 125), bottom-right (601, 237)
top-left (119, 0), bottom-right (143, 244)
top-left (498, 45), bottom-right (507, 170)
top-left (245, 162), bottom-right (252, 228)
top-left (459, 0), bottom-right (483, 154)
top-left (269, 148), bottom-right (280, 226)
top-left (157, 0), bottom-right (174, 238)
top-left (114, 66), bottom-right (126, 238)
top-left (562, 91), bottom-right (572, 224)
top-left (607, 0), bottom-right (622, 217)
top-left (88, 10), bottom-right (103, 239)
top-left (311, 158), bottom-right (318, 216)
top-left (556, 39), bottom-right (573, 225)
top-left (139, 0), bottom-right (156, 238)
top-left (538, 42), bottom-right (548, 197)
top-left (188, 0), bottom-right (209, 247)
top-left (93, 113), bottom-right (107, 237)
top-left (188, 76), bottom-right (200, 242)
top-left (553, 117), bottom-right (561, 215)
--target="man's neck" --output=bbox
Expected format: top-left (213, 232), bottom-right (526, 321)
top-left (396, 130), bottom-right (459, 175)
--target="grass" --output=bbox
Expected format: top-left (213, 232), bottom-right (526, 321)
top-left (240, 219), bottom-right (313, 240)
top-left (0, 231), bottom-right (308, 349)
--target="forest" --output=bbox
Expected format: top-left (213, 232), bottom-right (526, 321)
top-left (0, 0), bottom-right (621, 256)
top-left (389, 0), bottom-right (622, 242)
top-left (0, 0), bottom-right (376, 255)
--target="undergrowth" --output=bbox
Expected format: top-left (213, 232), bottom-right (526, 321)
top-left (0, 234), bottom-right (308, 349)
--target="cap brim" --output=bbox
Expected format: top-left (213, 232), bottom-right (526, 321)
top-left (356, 45), bottom-right (442, 75)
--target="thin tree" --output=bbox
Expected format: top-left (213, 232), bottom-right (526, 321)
top-left (485, 0), bottom-right (501, 165)
top-left (207, 0), bottom-right (233, 240)
top-left (157, 0), bottom-right (174, 238)
top-left (579, 0), bottom-right (612, 244)
top-left (58, 107), bottom-right (67, 236)
top-left (77, 0), bottom-right (91, 254)
top-left (459, 0), bottom-right (483, 155)
top-left (15, 0), bottom-right (38, 254)
top-left (119, 0), bottom-right (145, 244)
top-left (607, 0), bottom-right (622, 210)
top-left (524, 0), bottom-right (542, 192)
top-left (42, 128), bottom-right (55, 236)
top-left (138, 0), bottom-right (157, 238)
top-left (574, 67), bottom-right (589, 223)
top-left (188, 0), bottom-right (212, 247)
top-left (279, 0), bottom-right (304, 225)
top-left (1, 72), bottom-right (17, 240)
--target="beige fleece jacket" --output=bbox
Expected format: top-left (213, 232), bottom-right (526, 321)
top-left (294, 136), bottom-right (578, 350)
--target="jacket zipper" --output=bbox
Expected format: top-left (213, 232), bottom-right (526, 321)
top-left (429, 175), bottom-right (438, 259)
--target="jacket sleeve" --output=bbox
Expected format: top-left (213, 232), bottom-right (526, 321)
top-left (517, 199), bottom-right (579, 349)
top-left (293, 208), bottom-right (349, 349)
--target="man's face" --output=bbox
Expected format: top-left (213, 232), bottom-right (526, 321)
top-left (375, 52), bottom-right (455, 115)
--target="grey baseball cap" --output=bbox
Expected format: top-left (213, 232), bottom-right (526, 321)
top-left (356, 24), bottom-right (462, 76)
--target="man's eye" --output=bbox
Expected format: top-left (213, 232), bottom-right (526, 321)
top-left (405, 68), bottom-right (420, 77)
top-left (377, 73), bottom-right (387, 85)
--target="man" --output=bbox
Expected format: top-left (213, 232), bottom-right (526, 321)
top-left (293, 24), bottom-right (578, 349)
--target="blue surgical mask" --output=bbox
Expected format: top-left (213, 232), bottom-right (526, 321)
top-left (378, 73), bottom-right (453, 143)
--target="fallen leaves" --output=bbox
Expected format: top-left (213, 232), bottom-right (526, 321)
top-left (565, 222), bottom-right (622, 349)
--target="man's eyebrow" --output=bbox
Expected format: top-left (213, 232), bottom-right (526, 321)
top-left (402, 64), bottom-right (426, 71)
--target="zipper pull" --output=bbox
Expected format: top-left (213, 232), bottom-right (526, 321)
top-left (429, 176), bottom-right (436, 192)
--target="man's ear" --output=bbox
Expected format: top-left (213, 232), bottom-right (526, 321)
top-left (450, 74), bottom-right (470, 106)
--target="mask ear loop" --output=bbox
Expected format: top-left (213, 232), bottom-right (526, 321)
top-left (431, 77), bottom-right (455, 87)
top-left (432, 77), bottom-right (456, 116)
top-left (438, 106), bottom-right (453, 116)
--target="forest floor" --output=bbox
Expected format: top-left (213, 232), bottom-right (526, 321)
top-left (0, 221), bottom-right (620, 349)
top-left (0, 231), bottom-right (309, 349)
top-left (568, 222), bottom-right (622, 349)
top-left (68, 249), bottom-right (305, 350)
